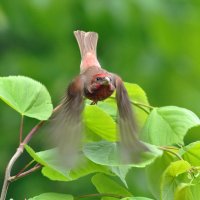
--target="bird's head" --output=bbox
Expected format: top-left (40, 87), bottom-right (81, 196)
top-left (92, 73), bottom-right (112, 86)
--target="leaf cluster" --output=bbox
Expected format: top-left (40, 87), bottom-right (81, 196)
top-left (1, 76), bottom-right (200, 200)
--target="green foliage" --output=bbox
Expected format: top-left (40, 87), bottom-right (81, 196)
top-left (84, 105), bottom-right (117, 141)
top-left (174, 183), bottom-right (200, 200)
top-left (25, 145), bottom-right (110, 182)
top-left (161, 160), bottom-right (192, 200)
top-left (28, 193), bottom-right (73, 200)
top-left (122, 198), bottom-right (155, 200)
top-left (1, 75), bottom-right (200, 199)
top-left (0, 76), bottom-right (53, 120)
top-left (179, 141), bottom-right (200, 166)
top-left (145, 153), bottom-right (175, 199)
top-left (83, 141), bottom-right (162, 167)
top-left (92, 173), bottom-right (132, 200)
top-left (141, 106), bottom-right (200, 145)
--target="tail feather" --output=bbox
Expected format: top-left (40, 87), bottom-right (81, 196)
top-left (74, 30), bottom-right (101, 71)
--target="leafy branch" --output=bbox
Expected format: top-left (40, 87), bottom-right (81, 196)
top-left (0, 105), bottom-right (60, 200)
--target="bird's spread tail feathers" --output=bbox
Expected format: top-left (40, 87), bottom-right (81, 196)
top-left (74, 30), bottom-right (101, 72)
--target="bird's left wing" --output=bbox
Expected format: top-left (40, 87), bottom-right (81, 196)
top-left (114, 75), bottom-right (148, 163)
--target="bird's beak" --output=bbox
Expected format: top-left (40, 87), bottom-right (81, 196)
top-left (103, 77), bottom-right (110, 85)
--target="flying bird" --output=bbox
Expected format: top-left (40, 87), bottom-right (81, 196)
top-left (54, 30), bottom-right (148, 166)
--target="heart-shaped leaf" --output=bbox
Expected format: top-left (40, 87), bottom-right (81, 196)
top-left (83, 141), bottom-right (162, 167)
top-left (0, 76), bottom-right (53, 120)
top-left (141, 106), bottom-right (200, 145)
top-left (25, 145), bottom-right (110, 181)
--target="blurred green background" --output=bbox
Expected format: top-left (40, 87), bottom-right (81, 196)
top-left (0, 0), bottom-right (200, 199)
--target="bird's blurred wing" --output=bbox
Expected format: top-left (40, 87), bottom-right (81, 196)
top-left (52, 75), bottom-right (84, 167)
top-left (114, 75), bottom-right (148, 163)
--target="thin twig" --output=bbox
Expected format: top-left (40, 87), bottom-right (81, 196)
top-left (159, 146), bottom-right (183, 160)
top-left (23, 121), bottom-right (45, 145)
top-left (13, 160), bottom-right (35, 179)
top-left (9, 164), bottom-right (42, 182)
top-left (75, 193), bottom-right (128, 200)
top-left (19, 115), bottom-right (24, 144)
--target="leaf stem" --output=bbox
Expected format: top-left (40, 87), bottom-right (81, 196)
top-left (130, 100), bottom-right (154, 110)
top-left (159, 146), bottom-right (183, 160)
top-left (19, 115), bottom-right (24, 144)
top-left (131, 103), bottom-right (150, 114)
top-left (109, 96), bottom-right (153, 114)
top-left (75, 193), bottom-right (128, 199)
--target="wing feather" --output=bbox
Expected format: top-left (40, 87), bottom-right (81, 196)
top-left (115, 76), bottom-right (148, 163)
top-left (52, 75), bottom-right (84, 167)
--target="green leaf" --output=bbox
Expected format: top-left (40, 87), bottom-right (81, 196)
top-left (161, 160), bottom-right (192, 200)
top-left (174, 183), bottom-right (200, 200)
top-left (92, 173), bottom-right (132, 200)
top-left (0, 76), bottom-right (53, 120)
top-left (179, 141), bottom-right (200, 166)
top-left (28, 193), bottom-right (73, 200)
top-left (97, 100), bottom-right (117, 121)
top-left (141, 106), bottom-right (200, 146)
top-left (25, 145), bottom-right (110, 181)
top-left (124, 82), bottom-right (150, 129)
top-left (83, 141), bottom-right (162, 167)
top-left (122, 197), bottom-right (155, 200)
top-left (110, 166), bottom-right (131, 187)
top-left (84, 83), bottom-right (149, 143)
top-left (102, 83), bottom-right (150, 129)
top-left (184, 126), bottom-right (200, 144)
top-left (146, 152), bottom-right (175, 199)
top-left (84, 105), bottom-right (117, 142)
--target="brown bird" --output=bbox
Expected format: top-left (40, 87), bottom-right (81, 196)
top-left (54, 30), bottom-right (148, 166)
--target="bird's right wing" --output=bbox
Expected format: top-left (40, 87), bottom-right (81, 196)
top-left (52, 75), bottom-right (85, 167)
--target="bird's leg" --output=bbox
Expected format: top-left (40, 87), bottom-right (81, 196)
top-left (90, 101), bottom-right (97, 105)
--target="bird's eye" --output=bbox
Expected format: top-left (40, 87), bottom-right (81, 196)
top-left (96, 77), bottom-right (101, 81)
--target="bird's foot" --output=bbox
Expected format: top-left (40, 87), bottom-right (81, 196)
top-left (90, 101), bottom-right (97, 105)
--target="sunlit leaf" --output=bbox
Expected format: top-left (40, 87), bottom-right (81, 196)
top-left (161, 160), bottom-right (191, 200)
top-left (122, 197), bottom-right (155, 200)
top-left (179, 141), bottom-right (200, 166)
top-left (84, 105), bottom-right (117, 141)
top-left (101, 83), bottom-right (150, 129)
top-left (83, 141), bottom-right (162, 167)
top-left (110, 166), bottom-right (131, 187)
top-left (28, 193), bottom-right (73, 200)
top-left (174, 183), bottom-right (200, 200)
top-left (0, 76), bottom-right (53, 120)
top-left (141, 106), bottom-right (200, 145)
top-left (146, 152), bottom-right (175, 200)
top-left (25, 145), bottom-right (110, 181)
top-left (92, 173), bottom-right (132, 200)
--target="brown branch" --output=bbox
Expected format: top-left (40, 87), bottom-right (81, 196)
top-left (13, 160), bottom-right (35, 179)
top-left (19, 115), bottom-right (24, 144)
top-left (1, 105), bottom-right (61, 200)
top-left (9, 164), bottom-right (42, 182)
